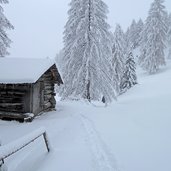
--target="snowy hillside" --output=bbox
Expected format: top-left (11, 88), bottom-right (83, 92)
top-left (0, 61), bottom-right (171, 171)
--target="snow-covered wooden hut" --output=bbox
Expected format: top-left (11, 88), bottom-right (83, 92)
top-left (0, 58), bottom-right (63, 122)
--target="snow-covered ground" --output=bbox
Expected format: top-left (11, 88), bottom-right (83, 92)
top-left (0, 61), bottom-right (171, 171)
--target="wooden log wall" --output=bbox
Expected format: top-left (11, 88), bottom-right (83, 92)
top-left (40, 67), bottom-right (56, 111)
top-left (0, 84), bottom-right (29, 113)
top-left (50, 65), bottom-right (63, 85)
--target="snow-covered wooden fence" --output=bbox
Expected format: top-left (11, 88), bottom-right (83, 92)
top-left (0, 142), bottom-right (4, 167)
top-left (0, 128), bottom-right (51, 164)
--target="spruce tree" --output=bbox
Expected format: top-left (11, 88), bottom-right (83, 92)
top-left (167, 13), bottom-right (171, 59)
top-left (60, 0), bottom-right (116, 103)
top-left (126, 20), bottom-right (137, 49)
top-left (165, 12), bottom-right (170, 33)
top-left (0, 0), bottom-right (13, 57)
top-left (168, 25), bottom-right (171, 59)
top-left (135, 19), bottom-right (144, 48)
top-left (139, 0), bottom-right (167, 74)
top-left (112, 24), bottom-right (126, 94)
top-left (120, 50), bottom-right (137, 94)
top-left (168, 13), bottom-right (171, 28)
top-left (127, 19), bottom-right (144, 49)
top-left (125, 27), bottom-right (130, 47)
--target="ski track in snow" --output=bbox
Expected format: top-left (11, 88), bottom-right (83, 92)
top-left (73, 114), bottom-right (119, 171)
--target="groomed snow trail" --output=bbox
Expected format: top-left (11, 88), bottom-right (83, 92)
top-left (74, 114), bottom-right (118, 171)
top-left (1, 107), bottom-right (119, 171)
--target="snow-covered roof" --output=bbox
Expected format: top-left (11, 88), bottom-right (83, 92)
top-left (0, 58), bottom-right (56, 84)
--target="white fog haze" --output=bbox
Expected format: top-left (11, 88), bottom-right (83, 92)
top-left (5, 0), bottom-right (171, 58)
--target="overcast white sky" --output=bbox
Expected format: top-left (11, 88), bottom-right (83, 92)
top-left (4, 0), bottom-right (171, 59)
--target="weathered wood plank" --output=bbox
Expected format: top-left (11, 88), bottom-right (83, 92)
top-left (44, 102), bottom-right (51, 109)
top-left (0, 91), bottom-right (27, 95)
top-left (0, 112), bottom-right (25, 119)
top-left (43, 132), bottom-right (50, 152)
top-left (0, 112), bottom-right (34, 122)
top-left (44, 91), bottom-right (53, 96)
top-left (44, 95), bottom-right (52, 100)
top-left (0, 100), bottom-right (22, 103)
top-left (44, 82), bottom-right (53, 85)
top-left (44, 87), bottom-right (54, 90)
top-left (0, 103), bottom-right (23, 107)
top-left (0, 109), bottom-right (24, 113)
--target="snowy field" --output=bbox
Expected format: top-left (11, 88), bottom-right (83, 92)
top-left (0, 61), bottom-right (171, 171)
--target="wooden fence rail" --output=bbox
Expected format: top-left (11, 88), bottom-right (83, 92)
top-left (0, 128), bottom-right (50, 164)
top-left (0, 142), bottom-right (4, 167)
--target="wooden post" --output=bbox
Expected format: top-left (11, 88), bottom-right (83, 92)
top-left (43, 132), bottom-right (50, 152)
top-left (0, 142), bottom-right (4, 167)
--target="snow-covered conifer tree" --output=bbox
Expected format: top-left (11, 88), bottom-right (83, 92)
top-left (167, 13), bottom-right (171, 28)
top-left (0, 0), bottom-right (13, 57)
top-left (125, 27), bottom-right (130, 47)
top-left (112, 24), bottom-right (126, 94)
top-left (135, 19), bottom-right (144, 48)
top-left (139, 0), bottom-right (167, 74)
top-left (55, 49), bottom-right (64, 71)
top-left (60, 0), bottom-right (116, 103)
top-left (128, 19), bottom-right (144, 49)
top-left (165, 12), bottom-right (168, 29)
top-left (120, 50), bottom-right (137, 94)
top-left (126, 20), bottom-right (137, 49)
top-left (166, 13), bottom-right (171, 58)
top-left (167, 25), bottom-right (171, 59)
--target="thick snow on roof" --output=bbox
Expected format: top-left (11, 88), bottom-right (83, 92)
top-left (0, 58), bottom-right (55, 84)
